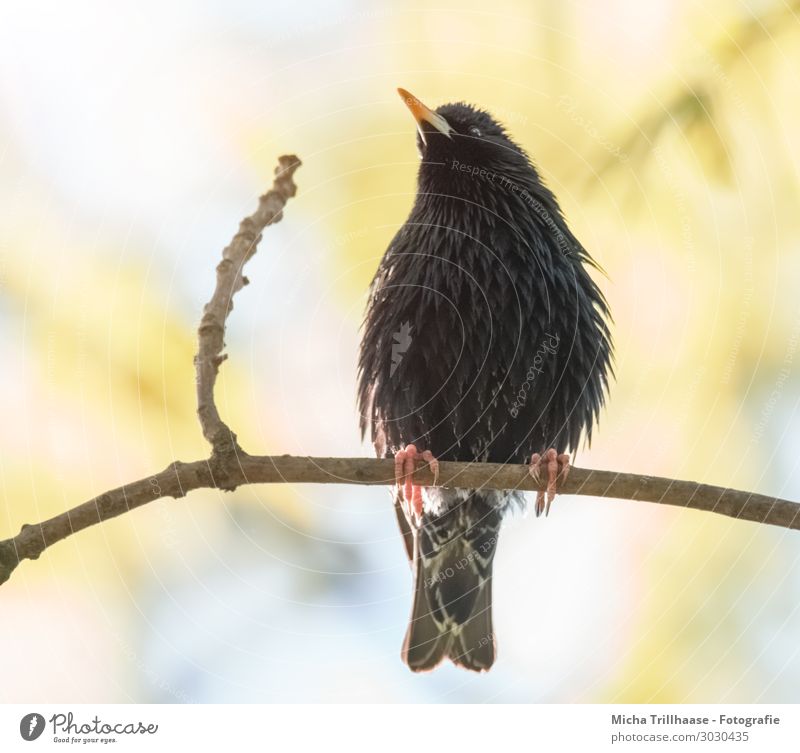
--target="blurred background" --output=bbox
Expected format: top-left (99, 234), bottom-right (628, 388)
top-left (1, 0), bottom-right (799, 703)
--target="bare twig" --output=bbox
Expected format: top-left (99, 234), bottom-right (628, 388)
top-left (195, 154), bottom-right (301, 457)
top-left (1, 152), bottom-right (797, 588)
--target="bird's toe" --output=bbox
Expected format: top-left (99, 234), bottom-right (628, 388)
top-left (530, 449), bottom-right (570, 516)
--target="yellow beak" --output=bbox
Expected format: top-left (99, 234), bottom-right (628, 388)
top-left (397, 87), bottom-right (453, 144)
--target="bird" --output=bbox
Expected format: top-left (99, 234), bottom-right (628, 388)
top-left (357, 88), bottom-right (613, 672)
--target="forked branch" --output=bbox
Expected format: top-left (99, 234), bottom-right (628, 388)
top-left (1, 154), bottom-right (796, 587)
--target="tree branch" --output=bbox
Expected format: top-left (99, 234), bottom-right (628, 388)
top-left (1, 154), bottom-right (797, 587)
top-left (195, 154), bottom-right (301, 459)
top-left (2, 456), bottom-right (798, 585)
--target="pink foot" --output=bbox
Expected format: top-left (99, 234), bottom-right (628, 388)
top-left (394, 444), bottom-right (439, 523)
top-left (529, 449), bottom-right (570, 517)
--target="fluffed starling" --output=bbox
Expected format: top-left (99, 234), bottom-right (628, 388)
top-left (357, 88), bottom-right (613, 672)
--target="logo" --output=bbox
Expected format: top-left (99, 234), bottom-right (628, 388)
top-left (20, 713), bottom-right (45, 741)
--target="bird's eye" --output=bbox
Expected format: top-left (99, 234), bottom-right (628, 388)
top-left (467, 125), bottom-right (482, 137)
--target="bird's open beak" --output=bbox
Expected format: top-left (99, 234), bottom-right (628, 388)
top-left (397, 87), bottom-right (453, 145)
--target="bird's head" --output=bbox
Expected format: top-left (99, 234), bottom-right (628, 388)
top-left (397, 88), bottom-right (530, 182)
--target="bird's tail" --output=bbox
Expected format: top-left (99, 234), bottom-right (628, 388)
top-left (402, 495), bottom-right (501, 672)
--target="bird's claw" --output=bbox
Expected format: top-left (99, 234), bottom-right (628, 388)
top-left (394, 444), bottom-right (439, 524)
top-left (421, 449), bottom-right (440, 487)
top-left (529, 449), bottom-right (570, 517)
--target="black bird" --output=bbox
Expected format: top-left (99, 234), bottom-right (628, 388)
top-left (357, 89), bottom-right (613, 672)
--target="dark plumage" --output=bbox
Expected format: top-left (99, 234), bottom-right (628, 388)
top-left (357, 90), bottom-right (613, 672)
